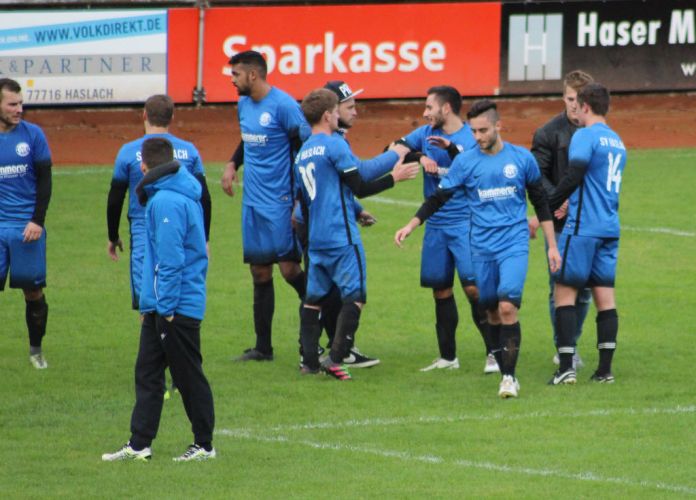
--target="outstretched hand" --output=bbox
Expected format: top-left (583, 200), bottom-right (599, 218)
top-left (392, 161), bottom-right (420, 182)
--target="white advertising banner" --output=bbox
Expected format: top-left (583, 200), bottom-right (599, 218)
top-left (0, 10), bottom-right (167, 105)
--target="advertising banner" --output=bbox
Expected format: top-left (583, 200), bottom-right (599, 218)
top-left (194, 3), bottom-right (501, 102)
top-left (500, 0), bottom-right (696, 94)
top-left (0, 10), bottom-right (167, 105)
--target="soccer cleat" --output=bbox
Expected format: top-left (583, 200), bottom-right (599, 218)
top-left (233, 348), bottom-right (274, 362)
top-left (102, 443), bottom-right (152, 462)
top-left (299, 364), bottom-right (320, 375)
top-left (321, 359), bottom-right (352, 381)
top-left (548, 368), bottom-right (577, 385)
top-left (590, 371), bottom-right (615, 384)
top-left (29, 353), bottom-right (48, 369)
top-left (484, 353), bottom-right (500, 374)
top-left (420, 357), bottom-right (460, 372)
top-left (553, 352), bottom-right (584, 369)
top-left (173, 444), bottom-right (216, 462)
top-left (498, 375), bottom-right (520, 398)
top-left (343, 347), bottom-right (380, 368)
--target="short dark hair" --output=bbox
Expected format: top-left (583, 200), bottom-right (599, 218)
top-left (563, 70), bottom-right (594, 93)
top-left (578, 83), bottom-right (610, 116)
top-left (427, 86), bottom-right (462, 116)
top-left (466, 99), bottom-right (499, 122)
top-left (141, 137), bottom-right (174, 169)
top-left (301, 88), bottom-right (338, 126)
top-left (0, 78), bottom-right (21, 97)
top-left (144, 94), bottom-right (174, 127)
top-left (229, 50), bottom-right (268, 79)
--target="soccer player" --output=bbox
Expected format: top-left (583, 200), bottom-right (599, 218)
top-left (390, 86), bottom-right (498, 374)
top-left (107, 94), bottom-right (211, 310)
top-left (103, 137), bottom-right (215, 462)
top-left (0, 78), bottom-right (52, 369)
top-left (395, 100), bottom-right (561, 398)
top-left (547, 83), bottom-right (626, 385)
top-left (294, 80), bottom-right (409, 368)
top-left (295, 88), bottom-right (418, 380)
top-left (221, 50), bottom-right (311, 362)
top-left (529, 70), bottom-right (594, 369)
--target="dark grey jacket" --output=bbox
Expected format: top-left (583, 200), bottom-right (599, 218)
top-left (531, 111), bottom-right (579, 233)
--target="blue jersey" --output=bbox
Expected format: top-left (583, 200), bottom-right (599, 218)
top-left (440, 142), bottom-right (541, 259)
top-left (0, 121), bottom-right (52, 225)
top-left (239, 87), bottom-right (310, 208)
top-left (564, 123), bottom-right (626, 238)
top-left (403, 124), bottom-right (476, 227)
top-left (112, 133), bottom-right (205, 220)
top-left (294, 133), bottom-right (360, 250)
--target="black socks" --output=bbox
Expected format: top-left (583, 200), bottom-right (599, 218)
top-left (555, 305), bottom-right (577, 372)
top-left (26, 295), bottom-right (48, 349)
top-left (500, 322), bottom-right (521, 377)
top-left (597, 309), bottom-right (618, 375)
top-left (330, 303), bottom-right (361, 364)
top-left (299, 307), bottom-right (321, 369)
top-left (253, 280), bottom-right (274, 354)
top-left (435, 295), bottom-right (458, 361)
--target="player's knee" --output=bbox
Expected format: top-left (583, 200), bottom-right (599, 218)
top-left (432, 287), bottom-right (453, 300)
top-left (278, 261), bottom-right (302, 281)
top-left (462, 284), bottom-right (479, 302)
top-left (250, 265), bottom-right (272, 283)
top-left (498, 301), bottom-right (518, 323)
top-left (23, 287), bottom-right (44, 301)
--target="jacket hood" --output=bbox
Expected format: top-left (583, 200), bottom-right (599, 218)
top-left (136, 160), bottom-right (202, 206)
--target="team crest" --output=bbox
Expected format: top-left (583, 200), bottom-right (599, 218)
top-left (259, 112), bottom-right (272, 127)
top-left (15, 142), bottom-right (30, 157)
top-left (503, 164), bottom-right (517, 178)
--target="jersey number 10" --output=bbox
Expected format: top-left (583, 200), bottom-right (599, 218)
top-left (299, 163), bottom-right (317, 200)
top-left (606, 153), bottom-right (622, 193)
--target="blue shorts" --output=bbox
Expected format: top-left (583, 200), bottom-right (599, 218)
top-left (554, 234), bottom-right (619, 288)
top-left (306, 244), bottom-right (366, 305)
top-left (474, 251), bottom-right (528, 309)
top-left (129, 218), bottom-right (147, 310)
top-left (420, 223), bottom-right (476, 290)
top-left (0, 225), bottom-right (47, 291)
top-left (242, 204), bottom-right (300, 265)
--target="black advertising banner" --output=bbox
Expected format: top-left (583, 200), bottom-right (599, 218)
top-left (500, 0), bottom-right (696, 94)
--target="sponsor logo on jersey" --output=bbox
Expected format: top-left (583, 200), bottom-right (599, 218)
top-left (241, 132), bottom-right (269, 145)
top-left (259, 112), bottom-right (272, 127)
top-left (478, 186), bottom-right (518, 201)
top-left (503, 164), bottom-right (518, 178)
top-left (0, 164), bottom-right (29, 178)
top-left (15, 142), bottom-right (30, 157)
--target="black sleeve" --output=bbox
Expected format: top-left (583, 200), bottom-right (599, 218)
top-left (229, 141), bottom-right (244, 170)
top-left (446, 142), bottom-right (460, 160)
top-left (531, 127), bottom-right (556, 195)
top-left (288, 126), bottom-right (303, 158)
top-left (107, 179), bottom-right (128, 242)
top-left (526, 179), bottom-right (552, 222)
top-left (340, 168), bottom-right (394, 198)
top-left (414, 188), bottom-right (454, 223)
top-left (548, 160), bottom-right (588, 209)
top-left (195, 173), bottom-right (212, 241)
top-left (31, 160), bottom-right (52, 227)
top-left (386, 138), bottom-right (424, 163)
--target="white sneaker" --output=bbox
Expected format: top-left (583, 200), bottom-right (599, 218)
top-left (102, 443), bottom-right (152, 462)
top-left (173, 444), bottom-right (216, 462)
top-left (420, 357), bottom-right (459, 372)
top-left (498, 374), bottom-right (520, 398)
top-left (484, 353), bottom-right (500, 374)
top-left (29, 353), bottom-right (48, 369)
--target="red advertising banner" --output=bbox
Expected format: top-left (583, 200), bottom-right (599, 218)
top-left (167, 8), bottom-right (199, 103)
top-left (184, 3), bottom-right (500, 102)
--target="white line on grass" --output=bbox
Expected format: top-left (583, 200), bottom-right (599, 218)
top-left (53, 167), bottom-right (694, 237)
top-left (217, 428), bottom-right (696, 496)
top-left (222, 404), bottom-right (696, 434)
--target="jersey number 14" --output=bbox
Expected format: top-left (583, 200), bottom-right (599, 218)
top-left (606, 153), bottom-right (622, 193)
top-left (299, 163), bottom-right (317, 200)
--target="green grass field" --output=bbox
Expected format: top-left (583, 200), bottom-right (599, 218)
top-left (2, 148), bottom-right (695, 498)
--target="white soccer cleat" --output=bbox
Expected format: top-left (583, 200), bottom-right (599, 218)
top-left (420, 357), bottom-right (460, 372)
top-left (498, 375), bottom-right (520, 398)
top-left (29, 353), bottom-right (48, 369)
top-left (484, 353), bottom-right (500, 374)
top-left (173, 444), bottom-right (216, 462)
top-left (102, 443), bottom-right (152, 462)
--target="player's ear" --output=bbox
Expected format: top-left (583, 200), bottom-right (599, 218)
top-left (140, 161), bottom-right (148, 175)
